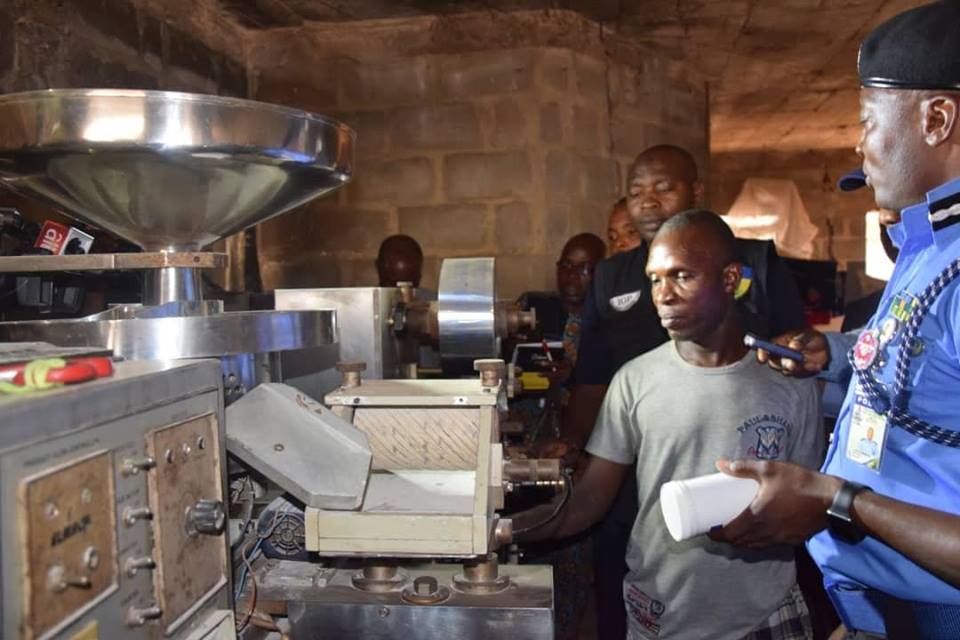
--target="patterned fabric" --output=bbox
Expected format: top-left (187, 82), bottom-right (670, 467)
top-left (741, 584), bottom-right (814, 640)
top-left (850, 257), bottom-right (960, 448)
top-left (562, 312), bottom-right (582, 366)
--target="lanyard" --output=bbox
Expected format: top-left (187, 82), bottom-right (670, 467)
top-left (850, 258), bottom-right (960, 448)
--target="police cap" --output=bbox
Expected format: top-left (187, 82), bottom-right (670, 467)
top-left (859, 1), bottom-right (960, 91)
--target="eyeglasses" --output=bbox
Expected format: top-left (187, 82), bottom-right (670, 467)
top-left (556, 260), bottom-right (593, 277)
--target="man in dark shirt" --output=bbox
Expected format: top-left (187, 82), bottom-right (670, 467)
top-left (562, 144), bottom-right (806, 639)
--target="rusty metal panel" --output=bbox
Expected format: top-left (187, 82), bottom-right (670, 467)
top-left (146, 413), bottom-right (227, 635)
top-left (18, 450), bottom-right (117, 640)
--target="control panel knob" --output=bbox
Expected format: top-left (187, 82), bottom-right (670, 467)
top-left (126, 604), bottom-right (162, 627)
top-left (120, 456), bottom-right (156, 477)
top-left (46, 563), bottom-right (92, 593)
top-left (122, 506), bottom-right (153, 527)
top-left (124, 555), bottom-right (156, 577)
top-left (184, 499), bottom-right (225, 537)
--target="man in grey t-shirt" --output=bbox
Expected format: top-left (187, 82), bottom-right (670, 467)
top-left (514, 210), bottom-right (823, 640)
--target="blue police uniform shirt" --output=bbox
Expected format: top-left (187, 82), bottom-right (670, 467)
top-left (808, 177), bottom-right (960, 606)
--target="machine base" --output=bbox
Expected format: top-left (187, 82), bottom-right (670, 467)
top-left (249, 560), bottom-right (554, 639)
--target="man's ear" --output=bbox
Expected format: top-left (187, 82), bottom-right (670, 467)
top-left (722, 262), bottom-right (741, 295)
top-left (692, 180), bottom-right (706, 205)
top-left (921, 95), bottom-right (958, 147)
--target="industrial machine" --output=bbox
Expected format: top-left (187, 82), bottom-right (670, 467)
top-left (0, 352), bottom-right (232, 640)
top-left (0, 89), bottom-right (556, 638)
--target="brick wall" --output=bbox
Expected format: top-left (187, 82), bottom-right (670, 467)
top-left (0, 0), bottom-right (245, 96)
top-left (249, 11), bottom-right (708, 299)
top-left (709, 148), bottom-right (876, 269)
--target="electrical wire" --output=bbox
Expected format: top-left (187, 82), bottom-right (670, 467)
top-left (234, 536), bottom-right (261, 633)
top-left (511, 469), bottom-right (573, 536)
top-left (234, 509), bottom-right (299, 600)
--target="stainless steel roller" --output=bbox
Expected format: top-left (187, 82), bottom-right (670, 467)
top-left (437, 257), bottom-right (498, 375)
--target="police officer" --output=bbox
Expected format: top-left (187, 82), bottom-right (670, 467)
top-left (559, 144), bottom-right (805, 639)
top-left (713, 3), bottom-right (960, 638)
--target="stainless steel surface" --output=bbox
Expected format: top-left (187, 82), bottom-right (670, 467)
top-left (90, 300), bottom-right (222, 320)
top-left (0, 360), bottom-right (232, 640)
top-left (275, 287), bottom-right (401, 381)
top-left (0, 309), bottom-right (337, 359)
top-left (225, 383), bottom-right (371, 509)
top-left (0, 89), bottom-right (354, 251)
top-left (438, 258), bottom-right (498, 375)
top-left (144, 266), bottom-right (202, 305)
top-left (266, 561), bottom-right (553, 640)
top-left (0, 252), bottom-right (227, 272)
top-left (0, 341), bottom-right (110, 365)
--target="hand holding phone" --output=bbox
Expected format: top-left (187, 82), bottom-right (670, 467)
top-left (744, 333), bottom-right (804, 363)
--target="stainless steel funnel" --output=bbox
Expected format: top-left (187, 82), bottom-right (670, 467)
top-left (0, 89), bottom-right (354, 252)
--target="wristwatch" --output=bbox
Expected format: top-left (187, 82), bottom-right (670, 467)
top-left (826, 480), bottom-right (872, 544)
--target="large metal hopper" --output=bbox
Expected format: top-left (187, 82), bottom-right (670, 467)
top-left (0, 89), bottom-right (353, 364)
top-left (0, 89), bottom-right (354, 251)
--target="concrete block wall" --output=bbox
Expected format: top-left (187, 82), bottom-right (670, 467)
top-left (710, 148), bottom-right (877, 270)
top-left (0, 0), bottom-right (245, 97)
top-left (249, 11), bottom-right (708, 299)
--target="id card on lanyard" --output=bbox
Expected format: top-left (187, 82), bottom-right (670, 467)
top-left (847, 389), bottom-right (888, 471)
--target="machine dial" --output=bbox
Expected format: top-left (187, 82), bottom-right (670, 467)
top-left (184, 499), bottom-right (225, 537)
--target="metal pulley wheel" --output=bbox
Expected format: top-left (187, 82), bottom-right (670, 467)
top-left (438, 257), bottom-right (498, 375)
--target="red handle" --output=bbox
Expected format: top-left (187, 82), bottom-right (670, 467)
top-left (10, 357), bottom-right (114, 386)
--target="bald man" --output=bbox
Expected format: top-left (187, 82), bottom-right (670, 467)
top-left (565, 145), bottom-right (805, 639)
top-left (376, 234), bottom-right (423, 287)
top-left (514, 210), bottom-right (820, 640)
top-left (607, 198), bottom-right (643, 256)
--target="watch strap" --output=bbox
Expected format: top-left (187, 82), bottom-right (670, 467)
top-left (827, 480), bottom-right (872, 543)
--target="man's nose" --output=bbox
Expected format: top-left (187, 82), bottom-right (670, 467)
top-left (653, 282), bottom-right (676, 306)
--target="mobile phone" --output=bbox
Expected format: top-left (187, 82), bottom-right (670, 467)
top-left (743, 333), bottom-right (805, 363)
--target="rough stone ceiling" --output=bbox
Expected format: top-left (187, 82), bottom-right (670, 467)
top-left (216, 0), bottom-right (926, 152)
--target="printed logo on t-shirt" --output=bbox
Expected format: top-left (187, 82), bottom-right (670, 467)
top-left (625, 583), bottom-right (664, 637)
top-left (610, 289), bottom-right (643, 312)
top-left (737, 415), bottom-right (791, 460)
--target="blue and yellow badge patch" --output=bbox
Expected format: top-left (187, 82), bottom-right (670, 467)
top-left (735, 265), bottom-right (753, 300)
top-left (889, 291), bottom-right (918, 323)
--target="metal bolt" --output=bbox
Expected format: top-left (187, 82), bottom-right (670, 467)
top-left (123, 506), bottom-right (153, 527)
top-left (474, 359), bottom-right (506, 388)
top-left (336, 361), bottom-right (366, 389)
top-left (121, 456), bottom-right (156, 477)
top-left (196, 436), bottom-right (206, 450)
top-left (273, 443), bottom-right (285, 452)
top-left (45, 502), bottom-right (58, 519)
top-left (83, 546), bottom-right (100, 570)
top-left (494, 519), bottom-right (513, 547)
top-left (180, 443), bottom-right (191, 457)
top-left (80, 488), bottom-right (93, 504)
top-left (164, 449), bottom-right (175, 463)
top-left (414, 575), bottom-right (439, 596)
top-left (124, 555), bottom-right (156, 577)
top-left (377, 606), bottom-right (390, 618)
top-left (126, 605), bottom-right (162, 627)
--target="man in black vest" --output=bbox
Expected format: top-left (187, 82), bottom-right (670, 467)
top-left (561, 144), bottom-right (806, 639)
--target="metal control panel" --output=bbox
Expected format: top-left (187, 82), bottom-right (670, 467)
top-left (0, 359), bottom-right (233, 640)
